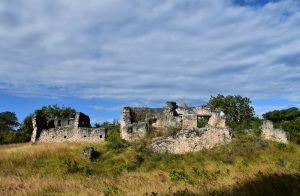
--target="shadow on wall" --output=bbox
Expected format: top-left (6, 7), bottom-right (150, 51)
top-left (216, 173), bottom-right (300, 195)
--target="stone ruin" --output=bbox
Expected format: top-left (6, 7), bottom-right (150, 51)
top-left (31, 112), bottom-right (106, 142)
top-left (121, 101), bottom-right (232, 153)
top-left (262, 120), bottom-right (288, 144)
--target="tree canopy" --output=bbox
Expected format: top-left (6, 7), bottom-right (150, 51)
top-left (34, 105), bottom-right (76, 119)
top-left (263, 107), bottom-right (300, 123)
top-left (207, 94), bottom-right (255, 130)
top-left (0, 111), bottom-right (19, 133)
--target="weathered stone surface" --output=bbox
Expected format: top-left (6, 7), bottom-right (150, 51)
top-left (31, 112), bottom-right (106, 143)
top-left (262, 120), bottom-right (288, 144)
top-left (150, 126), bottom-right (232, 154)
top-left (121, 101), bottom-right (227, 141)
top-left (82, 146), bottom-right (96, 161)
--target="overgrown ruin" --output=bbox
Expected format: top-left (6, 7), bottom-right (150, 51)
top-left (121, 102), bottom-right (232, 153)
top-left (121, 102), bottom-right (227, 140)
top-left (31, 112), bottom-right (105, 142)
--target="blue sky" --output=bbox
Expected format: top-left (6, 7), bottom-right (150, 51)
top-left (0, 0), bottom-right (300, 124)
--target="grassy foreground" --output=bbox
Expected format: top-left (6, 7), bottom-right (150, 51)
top-left (0, 135), bottom-right (300, 195)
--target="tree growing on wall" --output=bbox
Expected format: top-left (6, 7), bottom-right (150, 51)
top-left (207, 94), bottom-right (256, 130)
top-left (12, 105), bottom-right (77, 144)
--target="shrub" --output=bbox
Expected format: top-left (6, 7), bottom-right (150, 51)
top-left (276, 143), bottom-right (287, 150)
top-left (64, 158), bottom-right (79, 174)
top-left (276, 158), bottom-right (285, 167)
top-left (83, 166), bottom-right (92, 175)
top-left (169, 169), bottom-right (192, 184)
top-left (106, 139), bottom-right (129, 152)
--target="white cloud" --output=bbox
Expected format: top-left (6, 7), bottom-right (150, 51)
top-left (0, 0), bottom-right (299, 103)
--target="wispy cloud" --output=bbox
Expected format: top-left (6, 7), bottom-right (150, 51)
top-left (0, 0), bottom-right (299, 103)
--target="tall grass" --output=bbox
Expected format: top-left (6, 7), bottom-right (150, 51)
top-left (0, 135), bottom-right (299, 195)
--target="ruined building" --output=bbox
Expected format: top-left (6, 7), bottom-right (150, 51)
top-left (121, 102), bottom-right (229, 138)
top-left (121, 102), bottom-right (232, 153)
top-left (120, 101), bottom-right (227, 140)
top-left (31, 112), bottom-right (106, 142)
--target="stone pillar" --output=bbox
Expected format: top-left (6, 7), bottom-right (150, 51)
top-left (120, 107), bottom-right (132, 140)
top-left (31, 115), bottom-right (47, 142)
top-left (31, 116), bottom-right (38, 142)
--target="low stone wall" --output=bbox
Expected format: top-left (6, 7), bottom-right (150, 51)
top-left (150, 126), bottom-right (232, 154)
top-left (38, 127), bottom-right (106, 142)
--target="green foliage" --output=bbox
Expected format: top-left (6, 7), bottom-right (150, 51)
top-left (263, 107), bottom-right (300, 123)
top-left (197, 117), bottom-right (209, 128)
top-left (95, 121), bottom-right (121, 141)
top-left (276, 143), bottom-right (287, 150)
top-left (64, 158), bottom-right (79, 174)
top-left (104, 184), bottom-right (120, 196)
top-left (207, 94), bottom-right (255, 130)
top-left (276, 158), bottom-right (285, 167)
top-left (169, 169), bottom-right (192, 183)
top-left (34, 104), bottom-right (76, 119)
top-left (0, 111), bottom-right (19, 133)
top-left (83, 166), bottom-right (93, 175)
top-left (106, 139), bottom-right (129, 152)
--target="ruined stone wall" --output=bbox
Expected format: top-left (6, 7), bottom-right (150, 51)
top-left (38, 127), bottom-right (105, 142)
top-left (31, 112), bottom-right (105, 143)
top-left (121, 102), bottom-right (228, 141)
top-left (151, 126), bottom-right (232, 154)
top-left (262, 120), bottom-right (287, 143)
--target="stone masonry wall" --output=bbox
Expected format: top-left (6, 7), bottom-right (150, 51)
top-left (38, 127), bottom-right (105, 142)
top-left (31, 112), bottom-right (105, 143)
top-left (121, 102), bottom-right (228, 141)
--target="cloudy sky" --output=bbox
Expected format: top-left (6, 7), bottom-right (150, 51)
top-left (0, 0), bottom-right (299, 123)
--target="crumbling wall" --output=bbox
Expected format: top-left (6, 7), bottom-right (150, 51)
top-left (151, 126), bottom-right (232, 154)
top-left (120, 101), bottom-right (228, 141)
top-left (31, 115), bottom-right (47, 142)
top-left (262, 120), bottom-right (287, 143)
top-left (38, 127), bottom-right (105, 142)
top-left (31, 112), bottom-right (105, 143)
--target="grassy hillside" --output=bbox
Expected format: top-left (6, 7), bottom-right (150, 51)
top-left (0, 135), bottom-right (299, 195)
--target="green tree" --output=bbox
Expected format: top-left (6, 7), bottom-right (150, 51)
top-left (0, 111), bottom-right (19, 133)
top-left (34, 104), bottom-right (76, 119)
top-left (207, 94), bottom-right (255, 130)
top-left (0, 111), bottom-right (20, 144)
top-left (263, 107), bottom-right (300, 123)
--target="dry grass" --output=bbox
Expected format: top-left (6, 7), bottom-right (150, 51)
top-left (0, 135), bottom-right (300, 195)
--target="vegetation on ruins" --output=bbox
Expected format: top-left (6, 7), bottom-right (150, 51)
top-left (95, 121), bottom-right (121, 141)
top-left (0, 105), bottom-right (77, 144)
top-left (207, 94), bottom-right (260, 132)
top-left (0, 95), bottom-right (300, 194)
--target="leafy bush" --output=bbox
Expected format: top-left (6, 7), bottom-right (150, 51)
top-left (197, 117), bottom-right (209, 128)
top-left (95, 121), bottom-right (121, 141)
top-left (169, 169), bottom-right (192, 184)
top-left (276, 143), bottom-right (287, 150)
